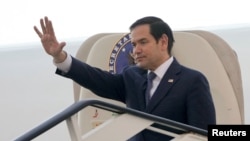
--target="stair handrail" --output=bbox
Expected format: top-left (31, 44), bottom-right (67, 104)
top-left (14, 99), bottom-right (208, 141)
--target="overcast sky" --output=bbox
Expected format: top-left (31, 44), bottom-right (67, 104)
top-left (0, 0), bottom-right (249, 47)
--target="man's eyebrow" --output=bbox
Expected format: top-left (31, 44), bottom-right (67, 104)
top-left (134, 37), bottom-right (147, 42)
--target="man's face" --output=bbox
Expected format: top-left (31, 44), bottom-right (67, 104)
top-left (130, 24), bottom-right (168, 70)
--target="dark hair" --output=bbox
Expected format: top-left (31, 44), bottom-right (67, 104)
top-left (129, 16), bottom-right (175, 54)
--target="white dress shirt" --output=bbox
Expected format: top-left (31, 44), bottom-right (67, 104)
top-left (148, 56), bottom-right (174, 98)
top-left (53, 52), bottom-right (72, 73)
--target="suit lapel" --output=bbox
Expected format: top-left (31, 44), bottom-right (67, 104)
top-left (145, 59), bottom-right (182, 113)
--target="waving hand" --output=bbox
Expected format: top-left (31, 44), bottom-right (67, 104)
top-left (34, 16), bottom-right (67, 63)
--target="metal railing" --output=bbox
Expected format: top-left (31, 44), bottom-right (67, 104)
top-left (14, 99), bottom-right (207, 141)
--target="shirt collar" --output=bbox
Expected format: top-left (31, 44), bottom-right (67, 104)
top-left (150, 56), bottom-right (174, 79)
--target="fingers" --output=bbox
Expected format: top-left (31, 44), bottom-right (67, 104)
top-left (40, 17), bottom-right (46, 34)
top-left (48, 20), bottom-right (55, 37)
top-left (39, 16), bottom-right (52, 34)
top-left (33, 26), bottom-right (43, 38)
top-left (43, 16), bottom-right (55, 37)
top-left (35, 16), bottom-right (55, 38)
top-left (44, 16), bottom-right (50, 34)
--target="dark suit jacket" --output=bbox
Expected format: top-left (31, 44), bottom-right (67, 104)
top-left (56, 57), bottom-right (216, 141)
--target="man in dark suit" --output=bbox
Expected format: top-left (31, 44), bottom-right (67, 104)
top-left (34, 16), bottom-right (216, 141)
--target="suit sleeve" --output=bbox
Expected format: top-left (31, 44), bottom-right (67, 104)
top-left (56, 57), bottom-right (126, 103)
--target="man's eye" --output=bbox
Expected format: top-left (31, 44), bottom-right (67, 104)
top-left (141, 41), bottom-right (147, 44)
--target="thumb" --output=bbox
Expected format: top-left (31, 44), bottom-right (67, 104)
top-left (59, 42), bottom-right (66, 49)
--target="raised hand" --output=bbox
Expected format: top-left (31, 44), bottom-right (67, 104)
top-left (34, 16), bottom-right (67, 63)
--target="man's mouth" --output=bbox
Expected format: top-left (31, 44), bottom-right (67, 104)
top-left (135, 56), bottom-right (145, 62)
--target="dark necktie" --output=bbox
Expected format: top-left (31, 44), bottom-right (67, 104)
top-left (145, 72), bottom-right (156, 105)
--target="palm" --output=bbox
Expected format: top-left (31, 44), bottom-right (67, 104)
top-left (40, 34), bottom-right (61, 56)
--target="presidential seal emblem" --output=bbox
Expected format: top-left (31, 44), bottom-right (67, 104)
top-left (109, 33), bottom-right (134, 74)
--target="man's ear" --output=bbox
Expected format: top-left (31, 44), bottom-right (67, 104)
top-left (161, 34), bottom-right (168, 49)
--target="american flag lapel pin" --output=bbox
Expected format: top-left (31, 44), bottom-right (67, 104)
top-left (168, 79), bottom-right (174, 83)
